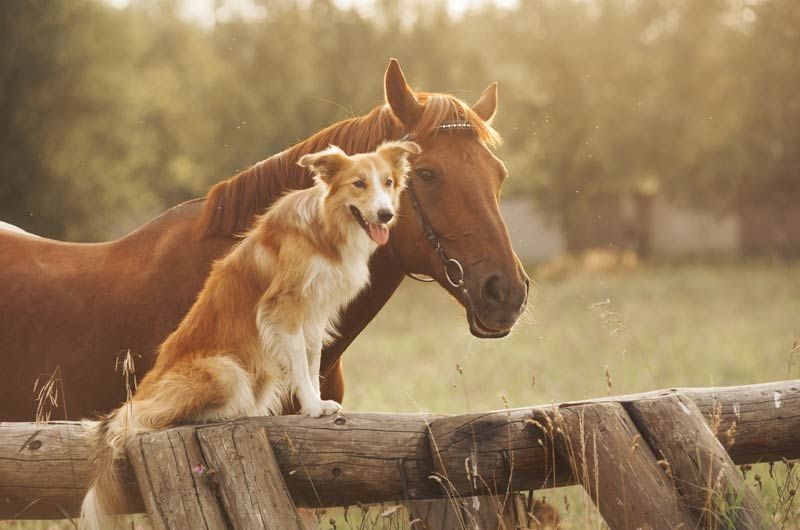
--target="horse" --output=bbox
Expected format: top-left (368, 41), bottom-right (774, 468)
top-left (0, 59), bottom-right (530, 421)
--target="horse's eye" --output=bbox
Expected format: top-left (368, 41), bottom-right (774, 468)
top-left (385, 178), bottom-right (393, 187)
top-left (353, 180), bottom-right (366, 189)
top-left (415, 169), bottom-right (435, 182)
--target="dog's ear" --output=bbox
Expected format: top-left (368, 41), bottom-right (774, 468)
top-left (298, 145), bottom-right (350, 183)
top-left (377, 141), bottom-right (421, 186)
top-left (377, 140), bottom-right (421, 165)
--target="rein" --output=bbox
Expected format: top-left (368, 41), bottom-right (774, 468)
top-left (397, 121), bottom-right (510, 339)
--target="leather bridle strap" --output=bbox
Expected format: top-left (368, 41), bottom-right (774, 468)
top-left (404, 176), bottom-right (465, 288)
top-left (398, 121), bottom-right (474, 288)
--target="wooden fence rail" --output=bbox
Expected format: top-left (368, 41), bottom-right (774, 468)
top-left (2, 379), bottom-right (799, 527)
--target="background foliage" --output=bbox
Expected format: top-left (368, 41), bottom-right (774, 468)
top-left (0, 0), bottom-right (798, 241)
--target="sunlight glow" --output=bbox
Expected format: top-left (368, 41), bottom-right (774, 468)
top-left (104, 0), bottom-right (520, 26)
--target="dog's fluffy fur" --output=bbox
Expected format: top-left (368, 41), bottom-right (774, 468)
top-left (79, 140), bottom-right (420, 530)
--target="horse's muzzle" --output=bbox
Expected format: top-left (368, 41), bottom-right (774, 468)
top-left (464, 273), bottom-right (529, 338)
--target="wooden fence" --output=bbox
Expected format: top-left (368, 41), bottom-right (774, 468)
top-left (2, 379), bottom-right (799, 529)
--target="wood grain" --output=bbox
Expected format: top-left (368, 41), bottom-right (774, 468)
top-left (2, 380), bottom-right (799, 521)
top-left (127, 426), bottom-right (229, 530)
top-left (546, 402), bottom-right (696, 530)
top-left (196, 422), bottom-right (304, 530)
top-left (628, 394), bottom-right (774, 529)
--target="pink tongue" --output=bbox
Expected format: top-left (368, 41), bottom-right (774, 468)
top-left (368, 223), bottom-right (390, 245)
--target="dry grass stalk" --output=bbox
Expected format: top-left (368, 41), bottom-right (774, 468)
top-left (33, 366), bottom-right (63, 423)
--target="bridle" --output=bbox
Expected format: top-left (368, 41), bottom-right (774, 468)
top-left (404, 176), bottom-right (465, 288)
top-left (397, 121), bottom-right (511, 339)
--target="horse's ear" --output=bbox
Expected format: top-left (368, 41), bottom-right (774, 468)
top-left (472, 82), bottom-right (498, 124)
top-left (384, 58), bottom-right (423, 127)
top-left (298, 145), bottom-right (350, 183)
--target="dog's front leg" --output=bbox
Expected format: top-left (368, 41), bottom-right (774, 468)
top-left (304, 328), bottom-right (324, 397)
top-left (273, 329), bottom-right (341, 418)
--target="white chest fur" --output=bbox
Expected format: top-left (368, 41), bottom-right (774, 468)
top-left (303, 237), bottom-right (373, 317)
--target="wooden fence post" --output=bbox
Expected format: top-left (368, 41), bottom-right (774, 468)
top-left (127, 422), bottom-right (304, 530)
top-left (196, 422), bottom-right (304, 530)
top-left (126, 426), bottom-right (229, 530)
top-left (628, 393), bottom-right (775, 529)
top-left (543, 402), bottom-right (697, 530)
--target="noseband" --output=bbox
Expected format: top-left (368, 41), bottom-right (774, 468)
top-left (399, 121), bottom-right (510, 338)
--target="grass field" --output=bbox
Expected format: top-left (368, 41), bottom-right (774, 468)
top-left (345, 259), bottom-right (800, 414)
top-left (4, 260), bottom-right (799, 529)
top-left (337, 259), bottom-right (800, 528)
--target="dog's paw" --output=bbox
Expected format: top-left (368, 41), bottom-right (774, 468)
top-left (302, 399), bottom-right (342, 418)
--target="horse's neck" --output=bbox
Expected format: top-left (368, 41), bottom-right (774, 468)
top-left (118, 199), bottom-right (234, 265)
top-left (116, 107), bottom-right (402, 271)
top-left (200, 108), bottom-right (402, 238)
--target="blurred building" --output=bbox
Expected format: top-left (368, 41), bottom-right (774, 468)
top-left (500, 194), bottom-right (800, 261)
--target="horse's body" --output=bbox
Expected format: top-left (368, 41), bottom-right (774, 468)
top-left (1, 202), bottom-right (229, 419)
top-left (0, 60), bottom-right (529, 421)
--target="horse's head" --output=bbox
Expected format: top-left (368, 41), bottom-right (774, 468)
top-left (384, 60), bottom-right (530, 338)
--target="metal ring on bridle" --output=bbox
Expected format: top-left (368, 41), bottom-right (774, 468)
top-left (444, 258), bottom-right (465, 288)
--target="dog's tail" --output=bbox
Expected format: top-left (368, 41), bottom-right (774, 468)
top-left (79, 406), bottom-right (141, 530)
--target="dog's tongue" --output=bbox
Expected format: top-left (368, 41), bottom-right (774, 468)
top-left (368, 223), bottom-right (390, 246)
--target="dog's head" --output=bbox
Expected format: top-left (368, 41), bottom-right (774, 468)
top-left (298, 140), bottom-right (420, 245)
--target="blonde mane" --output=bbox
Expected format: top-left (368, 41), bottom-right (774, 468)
top-left (198, 93), bottom-right (500, 237)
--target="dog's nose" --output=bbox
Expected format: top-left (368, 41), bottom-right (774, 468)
top-left (377, 209), bottom-right (394, 223)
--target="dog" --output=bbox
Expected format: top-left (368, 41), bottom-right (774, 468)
top-left (78, 140), bottom-right (420, 530)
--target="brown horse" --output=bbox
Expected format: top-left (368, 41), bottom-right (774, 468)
top-left (0, 60), bottom-right (529, 421)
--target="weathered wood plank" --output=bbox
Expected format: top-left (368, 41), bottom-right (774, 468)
top-left (0, 412), bottom-right (440, 519)
top-left (196, 422), bottom-right (304, 529)
top-left (127, 426), bottom-right (229, 530)
top-left (428, 407), bottom-right (573, 496)
top-left (2, 379), bottom-right (799, 520)
top-left (628, 394), bottom-right (774, 529)
top-left (427, 379), bottom-right (800, 497)
top-left (253, 412), bottom-right (442, 508)
top-left (546, 402), bottom-right (697, 530)
top-left (0, 420), bottom-right (143, 520)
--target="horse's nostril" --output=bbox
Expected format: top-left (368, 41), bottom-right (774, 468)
top-left (377, 209), bottom-right (394, 223)
top-left (481, 274), bottom-right (507, 305)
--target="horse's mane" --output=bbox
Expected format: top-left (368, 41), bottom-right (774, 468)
top-left (198, 93), bottom-right (501, 237)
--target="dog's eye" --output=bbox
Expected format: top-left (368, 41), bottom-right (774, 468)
top-left (415, 169), bottom-right (435, 182)
top-left (353, 180), bottom-right (366, 189)
top-left (385, 178), bottom-right (393, 187)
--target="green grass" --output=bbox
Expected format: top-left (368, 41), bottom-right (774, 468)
top-left (4, 260), bottom-right (800, 529)
top-left (344, 259), bottom-right (800, 414)
top-left (332, 259), bottom-right (800, 528)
